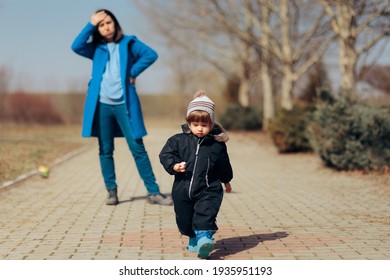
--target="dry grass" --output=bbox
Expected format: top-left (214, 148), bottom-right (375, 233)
top-left (0, 118), bottom-right (175, 186)
top-left (2, 120), bottom-right (389, 193)
top-left (0, 122), bottom-right (90, 185)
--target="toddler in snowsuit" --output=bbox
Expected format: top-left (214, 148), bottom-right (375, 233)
top-left (159, 90), bottom-right (233, 259)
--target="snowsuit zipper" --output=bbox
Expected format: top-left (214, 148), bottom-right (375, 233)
top-left (188, 138), bottom-right (204, 199)
top-left (205, 158), bottom-right (210, 188)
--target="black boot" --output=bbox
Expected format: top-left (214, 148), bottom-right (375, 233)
top-left (106, 189), bottom-right (118, 205)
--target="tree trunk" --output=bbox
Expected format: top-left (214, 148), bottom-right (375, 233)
top-left (237, 41), bottom-right (251, 107)
top-left (280, 0), bottom-right (294, 110)
top-left (261, 62), bottom-right (274, 131)
top-left (336, 2), bottom-right (357, 96)
top-left (259, 0), bottom-right (275, 130)
top-left (338, 36), bottom-right (357, 96)
top-left (238, 77), bottom-right (250, 107)
top-left (281, 66), bottom-right (294, 110)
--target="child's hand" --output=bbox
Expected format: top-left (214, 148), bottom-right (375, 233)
top-left (90, 11), bottom-right (107, 26)
top-left (173, 162), bottom-right (186, 173)
top-left (224, 182), bottom-right (232, 193)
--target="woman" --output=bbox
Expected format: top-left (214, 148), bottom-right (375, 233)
top-left (71, 9), bottom-right (172, 206)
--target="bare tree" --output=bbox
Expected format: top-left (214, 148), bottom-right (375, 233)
top-left (136, 0), bottom-right (258, 106)
top-left (266, 0), bottom-right (332, 110)
top-left (0, 67), bottom-right (10, 120)
top-left (209, 0), bottom-right (332, 115)
top-left (258, 0), bottom-right (275, 129)
top-left (275, 1), bottom-right (322, 109)
top-left (320, 0), bottom-right (390, 96)
top-left (135, 0), bottom-right (390, 139)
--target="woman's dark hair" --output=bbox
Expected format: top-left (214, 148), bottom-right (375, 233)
top-left (92, 9), bottom-right (123, 44)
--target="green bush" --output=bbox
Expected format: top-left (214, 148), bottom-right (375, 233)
top-left (307, 97), bottom-right (390, 171)
top-left (220, 104), bottom-right (262, 130)
top-left (269, 106), bottom-right (314, 153)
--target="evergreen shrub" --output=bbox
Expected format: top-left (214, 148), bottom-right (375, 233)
top-left (220, 104), bottom-right (262, 130)
top-left (268, 106), bottom-right (314, 153)
top-left (307, 97), bottom-right (390, 171)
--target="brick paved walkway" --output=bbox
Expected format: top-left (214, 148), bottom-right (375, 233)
top-left (1, 126), bottom-right (389, 260)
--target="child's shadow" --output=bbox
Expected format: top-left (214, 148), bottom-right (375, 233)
top-left (210, 231), bottom-right (288, 260)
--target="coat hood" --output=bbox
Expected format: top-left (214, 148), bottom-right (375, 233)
top-left (181, 122), bottom-right (229, 143)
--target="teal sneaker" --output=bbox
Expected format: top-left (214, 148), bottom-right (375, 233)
top-left (196, 236), bottom-right (214, 259)
top-left (186, 237), bottom-right (197, 252)
top-left (195, 230), bottom-right (215, 259)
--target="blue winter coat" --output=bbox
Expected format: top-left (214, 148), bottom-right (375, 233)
top-left (71, 22), bottom-right (158, 139)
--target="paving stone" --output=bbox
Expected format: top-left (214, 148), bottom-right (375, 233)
top-left (1, 126), bottom-right (389, 260)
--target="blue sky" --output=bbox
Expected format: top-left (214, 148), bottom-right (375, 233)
top-left (0, 0), bottom-right (388, 94)
top-left (0, 0), bottom-right (168, 93)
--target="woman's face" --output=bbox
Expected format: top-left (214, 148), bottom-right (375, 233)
top-left (98, 15), bottom-right (115, 42)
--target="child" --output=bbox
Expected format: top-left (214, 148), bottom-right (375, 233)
top-left (159, 90), bottom-right (233, 259)
top-left (71, 9), bottom-right (172, 206)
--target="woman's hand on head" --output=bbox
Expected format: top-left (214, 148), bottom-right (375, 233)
top-left (90, 11), bottom-right (107, 26)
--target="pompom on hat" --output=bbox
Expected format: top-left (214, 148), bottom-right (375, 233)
top-left (186, 90), bottom-right (215, 123)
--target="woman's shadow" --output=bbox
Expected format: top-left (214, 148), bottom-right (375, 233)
top-left (209, 231), bottom-right (289, 260)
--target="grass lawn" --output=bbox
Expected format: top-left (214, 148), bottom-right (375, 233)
top-left (0, 123), bottom-right (91, 185)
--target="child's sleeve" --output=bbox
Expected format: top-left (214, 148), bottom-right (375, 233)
top-left (159, 136), bottom-right (181, 175)
top-left (216, 143), bottom-right (233, 183)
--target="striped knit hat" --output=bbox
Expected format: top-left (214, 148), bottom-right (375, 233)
top-left (187, 90), bottom-right (215, 123)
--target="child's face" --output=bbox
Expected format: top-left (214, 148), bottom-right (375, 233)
top-left (189, 121), bottom-right (211, 138)
top-left (98, 15), bottom-right (115, 42)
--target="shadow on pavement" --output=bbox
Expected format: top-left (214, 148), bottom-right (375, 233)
top-left (210, 231), bottom-right (289, 260)
top-left (118, 196), bottom-right (147, 204)
top-left (118, 193), bottom-right (172, 204)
